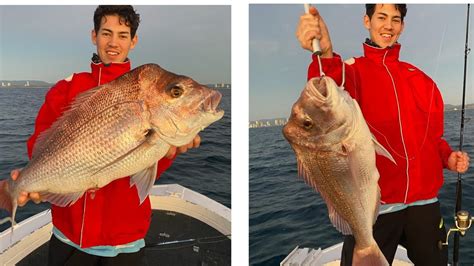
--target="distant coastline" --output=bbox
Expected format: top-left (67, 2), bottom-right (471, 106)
top-left (444, 103), bottom-right (474, 112)
top-left (206, 83), bottom-right (231, 90)
top-left (0, 80), bottom-right (231, 90)
top-left (0, 80), bottom-right (53, 88)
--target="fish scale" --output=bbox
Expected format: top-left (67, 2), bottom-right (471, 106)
top-left (21, 101), bottom-right (147, 193)
top-left (315, 150), bottom-right (374, 246)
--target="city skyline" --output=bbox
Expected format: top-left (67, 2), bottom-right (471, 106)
top-left (250, 4), bottom-right (474, 121)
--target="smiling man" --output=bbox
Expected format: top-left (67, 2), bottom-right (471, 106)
top-left (10, 5), bottom-right (199, 265)
top-left (92, 11), bottom-right (138, 64)
top-left (296, 4), bottom-right (470, 265)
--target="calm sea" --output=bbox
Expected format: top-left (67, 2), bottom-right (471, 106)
top-left (250, 110), bottom-right (474, 265)
top-left (0, 87), bottom-right (231, 232)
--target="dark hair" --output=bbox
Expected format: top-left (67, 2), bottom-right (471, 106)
top-left (365, 4), bottom-right (407, 21)
top-left (93, 5), bottom-right (140, 38)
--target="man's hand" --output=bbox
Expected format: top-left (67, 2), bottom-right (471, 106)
top-left (447, 151), bottom-right (470, 173)
top-left (296, 6), bottom-right (333, 57)
top-left (10, 169), bottom-right (42, 206)
top-left (165, 135), bottom-right (201, 159)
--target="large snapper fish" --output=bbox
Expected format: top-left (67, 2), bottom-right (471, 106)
top-left (283, 76), bottom-right (395, 265)
top-left (0, 64), bottom-right (224, 226)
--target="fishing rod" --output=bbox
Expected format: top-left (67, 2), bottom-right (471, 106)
top-left (304, 4), bottom-right (322, 55)
top-left (304, 4), bottom-right (325, 77)
top-left (145, 234), bottom-right (231, 250)
top-left (453, 4), bottom-right (471, 266)
top-left (439, 4), bottom-right (472, 266)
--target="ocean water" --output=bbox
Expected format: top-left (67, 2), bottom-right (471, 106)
top-left (0, 87), bottom-right (231, 232)
top-left (250, 110), bottom-right (474, 265)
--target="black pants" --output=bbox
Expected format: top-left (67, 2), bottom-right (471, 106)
top-left (48, 234), bottom-right (147, 266)
top-left (341, 201), bottom-right (448, 266)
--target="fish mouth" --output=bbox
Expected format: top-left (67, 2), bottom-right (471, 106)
top-left (305, 77), bottom-right (331, 105)
top-left (282, 123), bottom-right (294, 145)
top-left (201, 90), bottom-right (224, 116)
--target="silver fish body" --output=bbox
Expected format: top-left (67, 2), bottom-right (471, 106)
top-left (283, 76), bottom-right (394, 265)
top-left (0, 63), bottom-right (224, 226)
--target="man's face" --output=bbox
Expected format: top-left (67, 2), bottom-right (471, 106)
top-left (91, 15), bottom-right (138, 64)
top-left (364, 4), bottom-right (404, 48)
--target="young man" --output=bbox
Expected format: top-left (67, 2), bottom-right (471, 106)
top-left (11, 5), bottom-right (199, 265)
top-left (296, 4), bottom-right (470, 265)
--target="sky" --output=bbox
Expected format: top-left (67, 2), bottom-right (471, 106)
top-left (0, 5), bottom-right (230, 85)
top-left (250, 4), bottom-right (474, 121)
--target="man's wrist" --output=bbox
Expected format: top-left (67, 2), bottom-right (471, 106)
top-left (321, 49), bottom-right (333, 58)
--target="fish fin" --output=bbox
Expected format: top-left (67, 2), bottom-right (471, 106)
top-left (297, 158), bottom-right (319, 193)
top-left (297, 158), bottom-right (352, 234)
top-left (11, 203), bottom-right (17, 227)
top-left (327, 201), bottom-right (352, 235)
top-left (40, 191), bottom-right (84, 207)
top-left (353, 240), bottom-right (389, 266)
top-left (130, 162), bottom-right (158, 204)
top-left (0, 180), bottom-right (15, 226)
top-left (371, 136), bottom-right (396, 165)
top-left (91, 130), bottom-right (157, 182)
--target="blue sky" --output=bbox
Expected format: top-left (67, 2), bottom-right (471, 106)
top-left (0, 5), bottom-right (230, 84)
top-left (250, 4), bottom-right (474, 121)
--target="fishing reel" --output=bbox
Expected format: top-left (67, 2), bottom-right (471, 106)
top-left (439, 210), bottom-right (474, 248)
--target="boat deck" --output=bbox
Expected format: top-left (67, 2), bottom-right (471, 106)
top-left (16, 209), bottom-right (231, 265)
top-left (281, 243), bottom-right (413, 266)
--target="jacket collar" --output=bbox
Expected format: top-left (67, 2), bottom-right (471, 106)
top-left (90, 54), bottom-right (131, 86)
top-left (363, 41), bottom-right (401, 64)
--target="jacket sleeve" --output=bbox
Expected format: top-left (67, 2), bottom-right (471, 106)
top-left (307, 52), bottom-right (359, 101)
top-left (27, 79), bottom-right (71, 159)
top-left (438, 138), bottom-right (453, 168)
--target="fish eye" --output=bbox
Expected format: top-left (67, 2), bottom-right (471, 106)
top-left (167, 84), bottom-right (184, 98)
top-left (303, 118), bottom-right (313, 130)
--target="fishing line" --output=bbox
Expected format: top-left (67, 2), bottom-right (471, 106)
top-left (453, 4), bottom-right (471, 265)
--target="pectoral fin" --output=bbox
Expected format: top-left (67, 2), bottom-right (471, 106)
top-left (326, 195), bottom-right (352, 235)
top-left (40, 191), bottom-right (85, 207)
top-left (130, 162), bottom-right (158, 204)
top-left (372, 136), bottom-right (396, 165)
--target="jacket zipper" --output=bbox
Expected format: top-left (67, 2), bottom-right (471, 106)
top-left (382, 50), bottom-right (410, 203)
top-left (98, 67), bottom-right (102, 86)
top-left (79, 66), bottom-right (102, 247)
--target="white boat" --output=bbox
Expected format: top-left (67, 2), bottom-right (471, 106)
top-left (281, 243), bottom-right (414, 266)
top-left (0, 184), bottom-right (231, 266)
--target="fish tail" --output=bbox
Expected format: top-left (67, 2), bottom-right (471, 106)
top-left (353, 241), bottom-right (389, 266)
top-left (0, 179), bottom-right (15, 226)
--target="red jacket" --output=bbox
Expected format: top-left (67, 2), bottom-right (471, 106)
top-left (308, 43), bottom-right (453, 204)
top-left (26, 60), bottom-right (174, 248)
